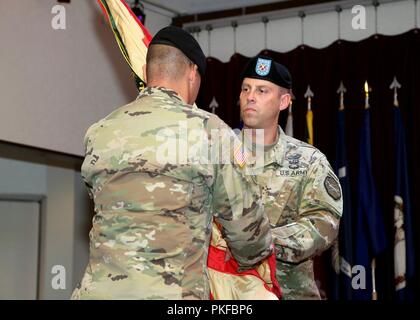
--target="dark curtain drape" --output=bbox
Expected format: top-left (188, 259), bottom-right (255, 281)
top-left (197, 29), bottom-right (420, 300)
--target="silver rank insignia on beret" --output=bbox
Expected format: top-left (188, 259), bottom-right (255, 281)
top-left (255, 58), bottom-right (271, 76)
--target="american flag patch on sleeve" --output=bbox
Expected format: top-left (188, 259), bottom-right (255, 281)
top-left (233, 142), bottom-right (250, 168)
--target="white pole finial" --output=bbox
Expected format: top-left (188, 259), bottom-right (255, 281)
top-left (209, 96), bottom-right (219, 114)
top-left (337, 81), bottom-right (347, 110)
top-left (304, 85), bottom-right (314, 110)
top-left (389, 76), bottom-right (402, 107)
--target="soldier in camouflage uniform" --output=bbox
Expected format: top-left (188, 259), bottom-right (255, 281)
top-left (71, 27), bottom-right (272, 300)
top-left (238, 55), bottom-right (343, 299)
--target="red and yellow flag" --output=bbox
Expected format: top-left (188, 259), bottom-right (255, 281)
top-left (208, 221), bottom-right (281, 300)
top-left (97, 0), bottom-right (152, 90)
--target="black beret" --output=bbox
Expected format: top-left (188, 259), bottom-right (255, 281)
top-left (241, 55), bottom-right (292, 89)
top-left (150, 26), bottom-right (206, 77)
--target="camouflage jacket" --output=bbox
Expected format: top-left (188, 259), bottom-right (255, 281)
top-left (71, 87), bottom-right (272, 300)
top-left (241, 126), bottom-right (343, 300)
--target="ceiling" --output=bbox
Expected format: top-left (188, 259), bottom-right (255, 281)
top-left (142, 0), bottom-right (286, 15)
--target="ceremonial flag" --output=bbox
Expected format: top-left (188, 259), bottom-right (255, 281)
top-left (330, 108), bottom-right (354, 300)
top-left (305, 109), bottom-right (313, 145)
top-left (98, 0), bottom-right (152, 90)
top-left (302, 87), bottom-right (328, 297)
top-left (208, 222), bottom-right (281, 300)
top-left (353, 108), bottom-right (387, 300)
top-left (393, 106), bottom-right (415, 301)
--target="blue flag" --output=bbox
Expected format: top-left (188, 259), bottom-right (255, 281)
top-left (330, 109), bottom-right (354, 300)
top-left (393, 106), bottom-right (415, 301)
top-left (353, 108), bottom-right (387, 300)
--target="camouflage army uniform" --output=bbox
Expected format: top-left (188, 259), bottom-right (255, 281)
top-left (71, 87), bottom-right (272, 300)
top-left (241, 126), bottom-right (343, 300)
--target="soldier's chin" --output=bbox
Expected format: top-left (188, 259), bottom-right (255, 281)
top-left (243, 117), bottom-right (259, 129)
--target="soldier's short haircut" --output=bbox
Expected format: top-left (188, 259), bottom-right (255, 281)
top-left (146, 44), bottom-right (194, 82)
top-left (279, 87), bottom-right (292, 97)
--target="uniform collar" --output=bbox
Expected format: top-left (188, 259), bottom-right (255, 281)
top-left (240, 125), bottom-right (288, 167)
top-left (138, 86), bottom-right (198, 109)
top-left (264, 126), bottom-right (288, 166)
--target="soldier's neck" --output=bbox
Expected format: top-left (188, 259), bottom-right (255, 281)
top-left (244, 125), bottom-right (279, 146)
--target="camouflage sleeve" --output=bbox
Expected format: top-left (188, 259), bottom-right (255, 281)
top-left (205, 115), bottom-right (273, 270)
top-left (273, 156), bottom-right (343, 264)
top-left (81, 122), bottom-right (103, 200)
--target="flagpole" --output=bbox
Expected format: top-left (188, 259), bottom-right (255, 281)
top-left (304, 86), bottom-right (314, 145)
top-left (371, 258), bottom-right (378, 300)
top-left (364, 80), bottom-right (378, 300)
top-left (330, 82), bottom-right (347, 278)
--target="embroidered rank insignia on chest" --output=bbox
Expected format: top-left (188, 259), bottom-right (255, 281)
top-left (286, 153), bottom-right (301, 169)
top-left (255, 58), bottom-right (272, 76)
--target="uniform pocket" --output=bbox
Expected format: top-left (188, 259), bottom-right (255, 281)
top-left (265, 179), bottom-right (295, 226)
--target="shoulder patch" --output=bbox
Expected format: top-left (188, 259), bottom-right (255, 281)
top-left (324, 174), bottom-right (342, 201)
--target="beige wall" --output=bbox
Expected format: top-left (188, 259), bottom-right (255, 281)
top-left (0, 0), bottom-right (170, 156)
top-left (0, 155), bottom-right (91, 299)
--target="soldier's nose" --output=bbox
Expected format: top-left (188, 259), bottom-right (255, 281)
top-left (247, 94), bottom-right (256, 103)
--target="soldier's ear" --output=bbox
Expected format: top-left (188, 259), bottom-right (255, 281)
top-left (279, 93), bottom-right (291, 111)
top-left (188, 64), bottom-right (199, 82)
